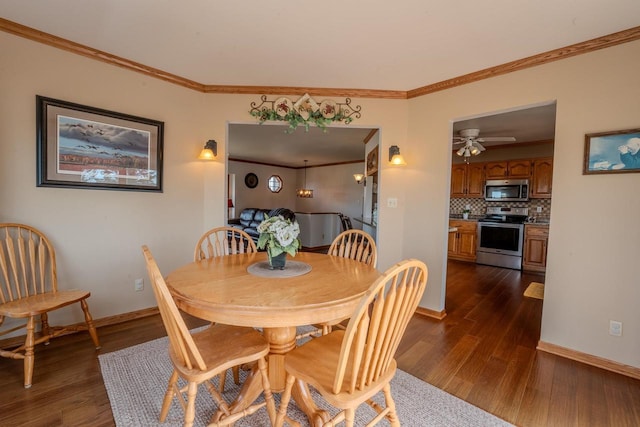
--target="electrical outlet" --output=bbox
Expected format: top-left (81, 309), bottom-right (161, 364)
top-left (134, 278), bottom-right (144, 292)
top-left (536, 206), bottom-right (543, 213)
top-left (609, 320), bottom-right (622, 336)
top-left (387, 198), bottom-right (398, 208)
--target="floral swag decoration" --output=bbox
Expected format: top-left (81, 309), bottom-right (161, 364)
top-left (249, 93), bottom-right (362, 133)
top-left (257, 214), bottom-right (301, 258)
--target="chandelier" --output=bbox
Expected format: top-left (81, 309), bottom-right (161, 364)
top-left (296, 160), bottom-right (313, 198)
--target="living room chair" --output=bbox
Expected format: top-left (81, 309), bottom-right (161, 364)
top-left (276, 259), bottom-right (428, 427)
top-left (194, 226), bottom-right (257, 261)
top-left (0, 223), bottom-right (100, 388)
top-left (142, 246), bottom-right (276, 427)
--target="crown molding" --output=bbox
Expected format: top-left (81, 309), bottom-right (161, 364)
top-left (2, 17), bottom-right (639, 100)
top-left (407, 26), bottom-right (640, 99)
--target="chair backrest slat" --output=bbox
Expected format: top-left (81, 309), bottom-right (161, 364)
top-left (0, 224), bottom-right (57, 303)
top-left (332, 259), bottom-right (427, 395)
top-left (194, 226), bottom-right (257, 261)
top-left (143, 246), bottom-right (207, 371)
top-left (328, 230), bottom-right (377, 268)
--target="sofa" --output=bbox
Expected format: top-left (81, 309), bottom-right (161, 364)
top-left (229, 208), bottom-right (295, 242)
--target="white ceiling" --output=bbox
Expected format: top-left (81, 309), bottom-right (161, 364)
top-left (229, 123), bottom-right (375, 168)
top-left (0, 1), bottom-right (633, 165)
top-left (1, 1), bottom-right (638, 91)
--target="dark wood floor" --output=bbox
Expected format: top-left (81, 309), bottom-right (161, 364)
top-left (1, 260), bottom-right (639, 426)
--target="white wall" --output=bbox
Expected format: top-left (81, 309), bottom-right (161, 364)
top-left (2, 29), bottom-right (638, 370)
top-left (405, 40), bottom-right (640, 368)
top-left (0, 31), bottom-right (408, 334)
top-left (294, 162), bottom-right (365, 221)
top-left (228, 161), bottom-right (297, 213)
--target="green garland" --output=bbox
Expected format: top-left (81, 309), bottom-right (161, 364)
top-left (250, 108), bottom-right (354, 133)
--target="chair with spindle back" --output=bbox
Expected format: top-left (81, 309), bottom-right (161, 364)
top-left (276, 259), bottom-right (428, 427)
top-left (194, 226), bottom-right (258, 391)
top-left (328, 229), bottom-right (377, 267)
top-left (142, 245), bottom-right (276, 427)
top-left (194, 226), bottom-right (257, 261)
top-left (0, 223), bottom-right (100, 388)
top-left (296, 229), bottom-right (378, 341)
top-left (321, 229), bottom-right (377, 333)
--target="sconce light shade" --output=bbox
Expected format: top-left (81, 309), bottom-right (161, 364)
top-left (389, 145), bottom-right (407, 166)
top-left (353, 173), bottom-right (365, 184)
top-left (198, 139), bottom-right (218, 160)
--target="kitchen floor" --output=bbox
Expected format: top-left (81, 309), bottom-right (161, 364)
top-left (396, 260), bottom-right (640, 426)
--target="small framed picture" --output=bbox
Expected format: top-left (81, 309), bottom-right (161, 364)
top-left (584, 128), bottom-right (640, 175)
top-left (36, 96), bottom-right (164, 191)
top-left (366, 147), bottom-right (379, 176)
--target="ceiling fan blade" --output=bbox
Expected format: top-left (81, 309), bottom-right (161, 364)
top-left (476, 136), bottom-right (516, 142)
top-left (473, 141), bottom-right (486, 151)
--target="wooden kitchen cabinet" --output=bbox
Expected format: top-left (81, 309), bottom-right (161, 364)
top-left (530, 157), bottom-right (553, 198)
top-left (448, 220), bottom-right (477, 262)
top-left (450, 163), bottom-right (484, 197)
top-left (485, 159), bottom-right (531, 179)
top-left (523, 224), bottom-right (549, 272)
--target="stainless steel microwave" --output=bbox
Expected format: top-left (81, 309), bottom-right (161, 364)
top-left (484, 179), bottom-right (529, 202)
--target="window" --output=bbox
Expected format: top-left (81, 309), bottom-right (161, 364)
top-left (268, 175), bottom-right (283, 193)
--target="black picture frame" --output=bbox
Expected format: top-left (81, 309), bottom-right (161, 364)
top-left (36, 95), bottom-right (164, 192)
top-left (584, 127), bottom-right (640, 175)
top-left (245, 173), bottom-right (259, 188)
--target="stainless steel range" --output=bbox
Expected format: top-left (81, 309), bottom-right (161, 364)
top-left (476, 206), bottom-right (529, 270)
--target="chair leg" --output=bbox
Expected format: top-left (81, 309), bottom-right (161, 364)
top-left (382, 383), bottom-right (400, 427)
top-left (344, 408), bottom-right (355, 427)
top-left (40, 312), bottom-right (51, 345)
top-left (23, 316), bottom-right (36, 388)
top-left (257, 357), bottom-right (277, 425)
top-left (219, 371), bottom-right (227, 392)
top-left (275, 373), bottom-right (296, 427)
top-left (184, 381), bottom-right (198, 427)
top-left (160, 370), bottom-right (179, 422)
top-left (232, 365), bottom-right (240, 384)
top-left (80, 299), bottom-right (101, 349)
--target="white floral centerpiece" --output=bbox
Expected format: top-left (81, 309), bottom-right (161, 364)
top-left (256, 215), bottom-right (301, 269)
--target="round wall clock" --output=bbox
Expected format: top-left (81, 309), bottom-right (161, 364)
top-left (244, 173), bottom-right (259, 188)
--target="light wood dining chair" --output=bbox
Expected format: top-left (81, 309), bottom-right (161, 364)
top-left (194, 226), bottom-right (257, 391)
top-left (0, 223), bottom-right (100, 388)
top-left (276, 259), bottom-right (428, 427)
top-left (194, 226), bottom-right (257, 261)
top-left (142, 246), bottom-right (276, 427)
top-left (303, 229), bottom-right (377, 338)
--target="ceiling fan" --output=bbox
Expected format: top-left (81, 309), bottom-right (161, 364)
top-left (453, 128), bottom-right (516, 161)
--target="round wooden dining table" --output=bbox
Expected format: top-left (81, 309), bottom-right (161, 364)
top-left (165, 251), bottom-right (380, 426)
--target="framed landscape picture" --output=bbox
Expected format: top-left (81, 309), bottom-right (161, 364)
top-left (36, 96), bottom-right (164, 191)
top-left (584, 127), bottom-right (640, 175)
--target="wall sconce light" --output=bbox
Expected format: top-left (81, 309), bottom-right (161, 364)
top-left (353, 173), bottom-right (365, 184)
top-left (198, 139), bottom-right (217, 160)
top-left (389, 145), bottom-right (407, 166)
top-left (227, 198), bottom-right (234, 208)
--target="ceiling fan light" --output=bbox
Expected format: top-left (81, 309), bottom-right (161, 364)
top-left (464, 148), bottom-right (471, 157)
top-left (456, 147), bottom-right (466, 156)
top-left (470, 146), bottom-right (480, 155)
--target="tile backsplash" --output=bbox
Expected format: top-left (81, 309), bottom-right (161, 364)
top-left (450, 198), bottom-right (551, 221)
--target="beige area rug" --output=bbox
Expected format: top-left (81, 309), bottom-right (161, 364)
top-left (524, 282), bottom-right (545, 299)
top-left (99, 331), bottom-right (514, 427)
